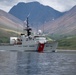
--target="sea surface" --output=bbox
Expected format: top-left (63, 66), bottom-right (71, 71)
top-left (0, 50), bottom-right (76, 75)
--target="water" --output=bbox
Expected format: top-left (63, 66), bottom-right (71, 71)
top-left (0, 50), bottom-right (76, 75)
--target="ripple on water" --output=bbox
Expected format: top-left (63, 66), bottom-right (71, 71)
top-left (0, 51), bottom-right (76, 75)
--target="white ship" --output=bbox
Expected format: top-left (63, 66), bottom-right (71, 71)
top-left (0, 18), bottom-right (58, 52)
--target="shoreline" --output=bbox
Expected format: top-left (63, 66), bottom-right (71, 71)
top-left (56, 49), bottom-right (76, 53)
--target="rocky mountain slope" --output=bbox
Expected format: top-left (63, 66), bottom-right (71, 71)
top-left (0, 2), bottom-right (76, 40)
top-left (0, 10), bottom-right (24, 37)
top-left (43, 6), bottom-right (76, 38)
top-left (9, 1), bottom-right (64, 28)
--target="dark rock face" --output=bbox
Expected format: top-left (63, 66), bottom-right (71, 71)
top-left (9, 2), bottom-right (64, 27)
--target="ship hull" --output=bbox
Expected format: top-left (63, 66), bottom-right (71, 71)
top-left (0, 41), bottom-right (58, 52)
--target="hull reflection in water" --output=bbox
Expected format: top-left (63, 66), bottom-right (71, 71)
top-left (0, 51), bottom-right (76, 75)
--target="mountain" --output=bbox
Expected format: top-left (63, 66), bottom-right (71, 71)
top-left (43, 5), bottom-right (76, 39)
top-left (9, 1), bottom-right (64, 28)
top-left (0, 9), bottom-right (23, 38)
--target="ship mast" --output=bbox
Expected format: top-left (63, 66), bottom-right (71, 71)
top-left (26, 17), bottom-right (32, 36)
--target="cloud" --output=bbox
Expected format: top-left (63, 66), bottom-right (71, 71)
top-left (48, 0), bottom-right (76, 12)
top-left (0, 0), bottom-right (17, 6)
top-left (0, 0), bottom-right (18, 12)
top-left (0, 0), bottom-right (76, 12)
top-left (35, 0), bottom-right (76, 12)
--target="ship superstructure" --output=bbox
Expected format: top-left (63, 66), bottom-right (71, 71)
top-left (0, 18), bottom-right (58, 52)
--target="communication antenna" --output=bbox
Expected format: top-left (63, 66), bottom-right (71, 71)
top-left (27, 13), bottom-right (30, 17)
top-left (24, 17), bottom-right (32, 36)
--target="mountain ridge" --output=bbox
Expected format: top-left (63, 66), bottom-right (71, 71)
top-left (0, 2), bottom-right (76, 40)
top-left (43, 5), bottom-right (76, 38)
top-left (9, 1), bottom-right (64, 27)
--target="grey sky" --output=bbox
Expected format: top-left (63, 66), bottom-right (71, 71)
top-left (0, 0), bottom-right (76, 12)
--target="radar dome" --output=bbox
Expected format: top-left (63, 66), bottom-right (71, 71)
top-left (38, 30), bottom-right (42, 34)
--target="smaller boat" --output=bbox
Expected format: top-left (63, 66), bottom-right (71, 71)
top-left (0, 17), bottom-right (58, 52)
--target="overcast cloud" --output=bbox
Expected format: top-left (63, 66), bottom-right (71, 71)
top-left (0, 0), bottom-right (76, 12)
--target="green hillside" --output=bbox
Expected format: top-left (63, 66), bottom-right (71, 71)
top-left (0, 29), bottom-right (20, 43)
top-left (58, 36), bottom-right (76, 50)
